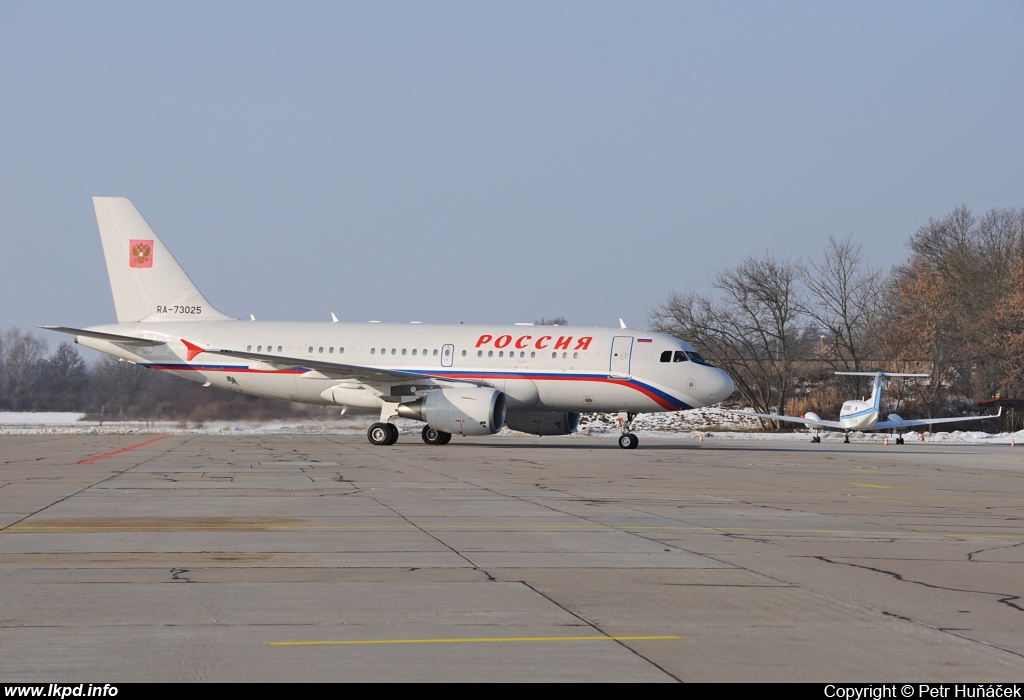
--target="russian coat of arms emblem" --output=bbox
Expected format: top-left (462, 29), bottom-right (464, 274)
top-left (129, 239), bottom-right (154, 268)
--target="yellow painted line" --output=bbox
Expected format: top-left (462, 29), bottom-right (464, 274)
top-left (268, 635), bottom-right (681, 647)
top-left (6, 524), bottom-right (1021, 539)
top-left (850, 482), bottom-right (893, 489)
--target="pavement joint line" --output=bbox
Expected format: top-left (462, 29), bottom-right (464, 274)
top-left (267, 635), bottom-right (682, 646)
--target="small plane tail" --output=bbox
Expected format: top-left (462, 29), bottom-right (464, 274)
top-left (93, 197), bottom-right (234, 323)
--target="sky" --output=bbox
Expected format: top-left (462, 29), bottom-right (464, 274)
top-left (2, 1), bottom-right (1022, 347)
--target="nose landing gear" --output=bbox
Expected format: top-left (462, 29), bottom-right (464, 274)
top-left (617, 412), bottom-right (639, 449)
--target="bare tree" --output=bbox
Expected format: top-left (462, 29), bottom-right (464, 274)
top-left (901, 206), bottom-right (1024, 400)
top-left (36, 341), bottom-right (88, 411)
top-left (534, 317), bottom-right (568, 326)
top-left (799, 235), bottom-right (883, 396)
top-left (89, 355), bottom-right (153, 418)
top-left (650, 254), bottom-right (805, 428)
top-left (0, 328), bottom-right (47, 410)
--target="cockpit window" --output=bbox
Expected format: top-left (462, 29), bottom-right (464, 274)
top-left (673, 351), bottom-right (688, 363)
top-left (660, 350), bottom-right (672, 363)
top-left (685, 350), bottom-right (709, 365)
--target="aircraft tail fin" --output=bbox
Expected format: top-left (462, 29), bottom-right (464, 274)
top-left (93, 197), bottom-right (234, 323)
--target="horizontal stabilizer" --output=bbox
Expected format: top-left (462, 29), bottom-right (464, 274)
top-left (835, 371), bottom-right (928, 378)
top-left (40, 326), bottom-right (167, 347)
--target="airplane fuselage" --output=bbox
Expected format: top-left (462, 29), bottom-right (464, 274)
top-left (838, 400), bottom-right (879, 431)
top-left (76, 321), bottom-right (733, 415)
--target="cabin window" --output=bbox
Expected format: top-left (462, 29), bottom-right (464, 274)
top-left (338, 347), bottom-right (344, 354)
top-left (402, 349), bottom-right (407, 355)
top-left (562, 352), bottom-right (567, 359)
top-left (498, 351), bottom-right (504, 358)
top-left (530, 351), bottom-right (535, 358)
top-left (573, 352), bottom-right (578, 359)
top-left (461, 350), bottom-right (467, 357)
top-left (422, 349), bottom-right (427, 356)
top-left (551, 352), bottom-right (557, 359)
top-left (674, 351), bottom-right (688, 363)
top-left (277, 346), bottom-right (282, 352)
top-left (247, 345), bottom-right (252, 351)
top-left (391, 348), bottom-right (396, 355)
top-left (477, 350), bottom-right (483, 357)
top-left (308, 346), bottom-right (313, 353)
top-left (370, 348), bottom-right (376, 355)
top-left (318, 347), bottom-right (324, 354)
top-left (520, 351), bottom-right (525, 358)
top-left (432, 349), bottom-right (438, 356)
top-left (488, 350), bottom-right (493, 357)
top-left (257, 345), bottom-right (262, 352)
top-left (412, 349), bottom-right (417, 356)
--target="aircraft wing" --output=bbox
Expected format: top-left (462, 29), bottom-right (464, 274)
top-left (876, 407), bottom-right (1002, 429)
top-left (722, 410), bottom-right (845, 430)
top-left (40, 326), bottom-right (167, 347)
top-left (209, 348), bottom-right (475, 386)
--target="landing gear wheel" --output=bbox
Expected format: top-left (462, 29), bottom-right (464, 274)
top-left (368, 422), bottom-right (398, 446)
top-left (422, 425), bottom-right (452, 445)
top-left (618, 433), bottom-right (639, 449)
top-left (844, 433), bottom-right (850, 444)
top-left (896, 435), bottom-right (904, 445)
top-left (812, 435), bottom-right (821, 443)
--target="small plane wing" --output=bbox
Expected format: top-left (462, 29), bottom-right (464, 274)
top-left (722, 409), bottom-right (845, 430)
top-left (40, 326), bottom-right (167, 347)
top-left (876, 407), bottom-right (1002, 429)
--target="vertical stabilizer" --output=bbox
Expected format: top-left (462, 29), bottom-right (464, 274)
top-left (869, 373), bottom-right (885, 410)
top-left (93, 197), bottom-right (234, 323)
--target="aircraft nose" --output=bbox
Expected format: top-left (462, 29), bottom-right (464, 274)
top-left (705, 367), bottom-right (734, 402)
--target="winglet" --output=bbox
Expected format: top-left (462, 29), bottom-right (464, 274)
top-left (182, 339), bottom-right (205, 361)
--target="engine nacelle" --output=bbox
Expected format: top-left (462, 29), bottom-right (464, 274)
top-left (803, 412), bottom-right (821, 423)
top-left (396, 387), bottom-right (506, 436)
top-left (887, 413), bottom-right (905, 425)
top-left (505, 411), bottom-right (580, 436)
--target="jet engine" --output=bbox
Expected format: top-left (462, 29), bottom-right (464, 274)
top-left (886, 413), bottom-right (906, 425)
top-left (397, 387), bottom-right (506, 436)
top-left (802, 412), bottom-right (821, 423)
top-left (504, 410), bottom-right (580, 436)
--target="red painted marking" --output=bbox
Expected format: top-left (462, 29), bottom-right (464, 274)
top-left (181, 339), bottom-right (205, 361)
top-left (76, 435), bottom-right (171, 464)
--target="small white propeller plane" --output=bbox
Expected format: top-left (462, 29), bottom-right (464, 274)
top-left (728, 371), bottom-right (1001, 443)
top-left (43, 197), bottom-right (735, 448)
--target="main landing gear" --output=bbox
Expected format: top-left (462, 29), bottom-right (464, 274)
top-left (421, 425), bottom-right (452, 445)
top-left (617, 411), bottom-right (639, 449)
top-left (367, 422), bottom-right (399, 446)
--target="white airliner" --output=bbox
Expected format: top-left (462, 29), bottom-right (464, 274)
top-left (728, 371), bottom-right (1001, 443)
top-left (43, 197), bottom-right (734, 448)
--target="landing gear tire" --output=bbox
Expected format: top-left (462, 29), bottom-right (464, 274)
top-left (422, 425), bottom-right (452, 445)
top-left (368, 422), bottom-right (397, 446)
top-left (618, 433), bottom-right (639, 450)
top-left (812, 435), bottom-right (821, 443)
top-left (896, 435), bottom-right (904, 445)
